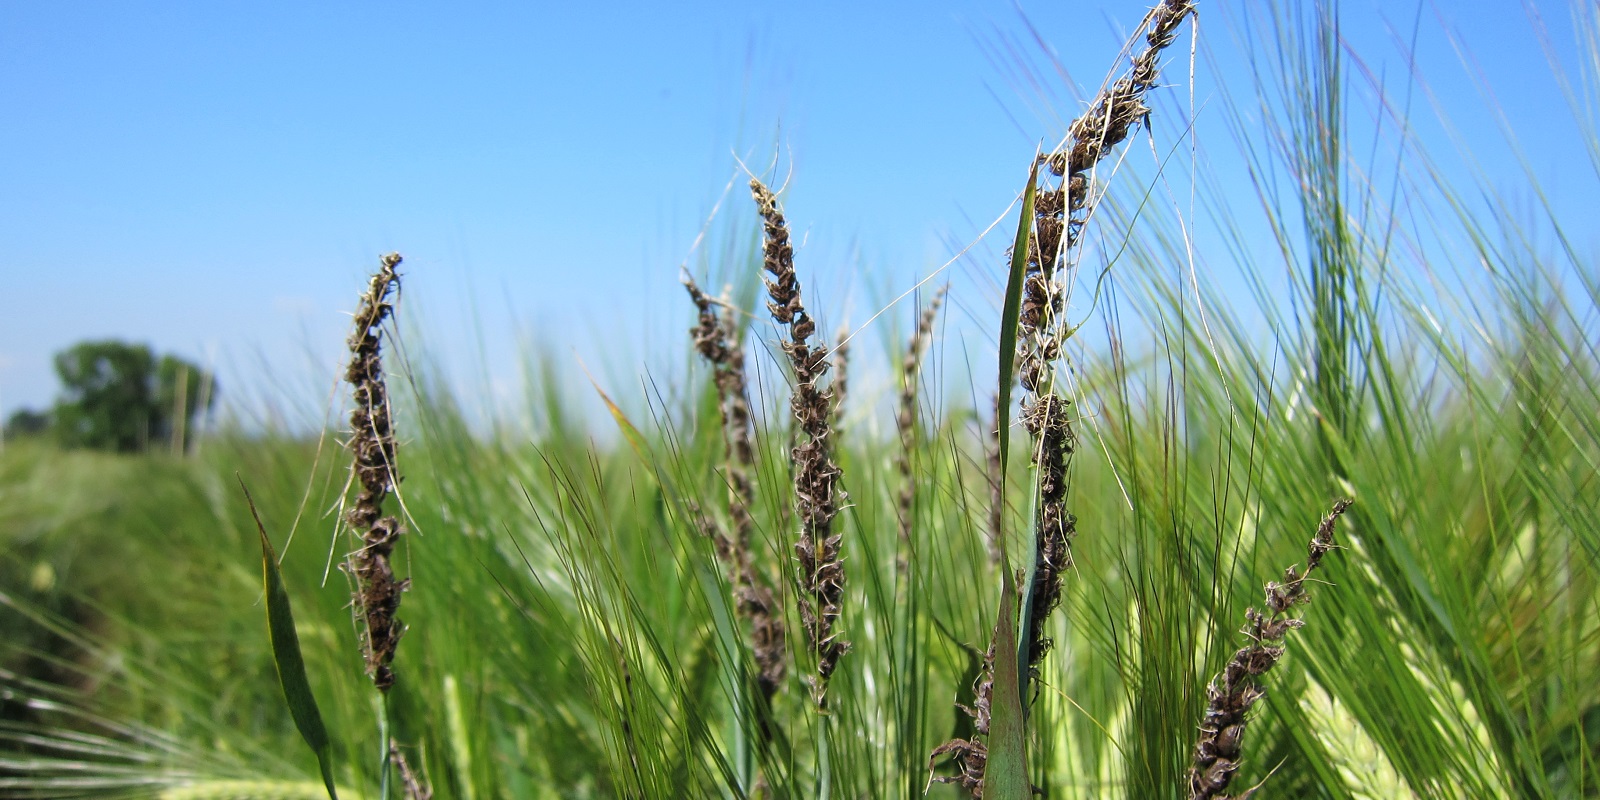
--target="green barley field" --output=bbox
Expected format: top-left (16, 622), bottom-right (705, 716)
top-left (3, 1), bottom-right (1597, 798)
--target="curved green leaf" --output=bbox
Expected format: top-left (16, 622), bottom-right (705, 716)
top-left (240, 477), bottom-right (340, 800)
top-left (995, 159), bottom-right (1039, 540)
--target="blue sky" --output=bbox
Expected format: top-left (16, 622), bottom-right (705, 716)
top-left (1, 1), bottom-right (1590, 426)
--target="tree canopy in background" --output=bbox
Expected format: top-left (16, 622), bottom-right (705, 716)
top-left (14, 340), bottom-right (217, 453)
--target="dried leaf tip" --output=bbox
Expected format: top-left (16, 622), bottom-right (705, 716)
top-left (750, 178), bottom-right (848, 707)
top-left (1188, 499), bottom-right (1352, 800)
top-left (344, 251), bottom-right (409, 692)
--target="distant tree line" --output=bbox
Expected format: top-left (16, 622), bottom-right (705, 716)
top-left (3, 340), bottom-right (215, 453)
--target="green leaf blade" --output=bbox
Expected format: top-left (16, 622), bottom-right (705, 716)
top-left (241, 478), bottom-right (340, 800)
top-left (995, 159), bottom-right (1039, 527)
top-left (985, 556), bottom-right (1029, 800)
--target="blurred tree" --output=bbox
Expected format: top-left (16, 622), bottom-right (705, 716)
top-left (51, 340), bottom-right (215, 453)
top-left (3, 408), bottom-right (50, 440)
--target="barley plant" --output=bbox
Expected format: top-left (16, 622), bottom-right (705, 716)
top-left (3, 1), bottom-right (1599, 798)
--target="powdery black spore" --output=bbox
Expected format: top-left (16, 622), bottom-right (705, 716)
top-left (1043, 0), bottom-right (1198, 251)
top-left (1019, 394), bottom-right (1076, 678)
top-left (1020, 0), bottom-right (1197, 389)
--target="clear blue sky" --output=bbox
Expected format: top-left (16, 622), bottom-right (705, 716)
top-left (1, 1), bottom-right (1589, 426)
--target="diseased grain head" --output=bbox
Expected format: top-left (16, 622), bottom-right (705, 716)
top-left (1019, 393), bottom-right (1077, 678)
top-left (390, 741), bottom-right (433, 800)
top-left (343, 252), bottom-right (409, 693)
top-left (928, 631), bottom-right (998, 796)
top-left (750, 177), bottom-right (848, 708)
top-left (896, 286), bottom-right (947, 562)
top-left (681, 273), bottom-right (788, 701)
top-left (1188, 499), bottom-right (1352, 800)
top-left (931, 3), bottom-right (1199, 790)
top-left (1010, 0), bottom-right (1195, 711)
top-left (1024, 0), bottom-right (1197, 392)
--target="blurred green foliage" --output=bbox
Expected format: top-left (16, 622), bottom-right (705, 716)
top-left (23, 340), bottom-right (216, 453)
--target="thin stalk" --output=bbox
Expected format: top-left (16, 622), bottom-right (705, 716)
top-left (378, 691), bottom-right (393, 800)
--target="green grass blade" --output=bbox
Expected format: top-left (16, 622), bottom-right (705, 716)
top-left (985, 554), bottom-right (1028, 800)
top-left (579, 357), bottom-right (651, 461)
top-left (239, 477), bottom-right (340, 800)
top-left (999, 159), bottom-right (1045, 724)
top-left (995, 159), bottom-right (1039, 538)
